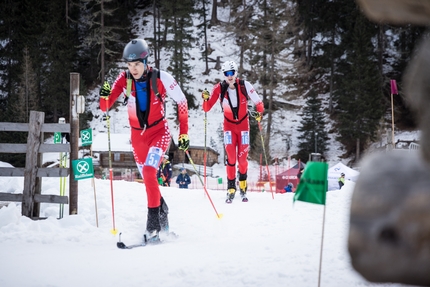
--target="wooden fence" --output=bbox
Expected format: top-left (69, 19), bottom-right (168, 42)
top-left (0, 111), bottom-right (70, 218)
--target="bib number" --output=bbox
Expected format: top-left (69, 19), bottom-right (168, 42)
top-left (145, 147), bottom-right (164, 168)
top-left (224, 131), bottom-right (232, 145)
top-left (241, 131), bottom-right (249, 145)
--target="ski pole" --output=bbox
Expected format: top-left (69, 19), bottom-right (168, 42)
top-left (90, 146), bottom-right (99, 227)
top-left (59, 151), bottom-right (64, 218)
top-left (203, 111), bottom-right (207, 188)
top-left (106, 112), bottom-right (117, 234)
top-left (251, 111), bottom-right (274, 199)
top-left (184, 150), bottom-right (223, 219)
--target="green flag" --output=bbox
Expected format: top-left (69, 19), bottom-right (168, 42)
top-left (293, 161), bottom-right (328, 205)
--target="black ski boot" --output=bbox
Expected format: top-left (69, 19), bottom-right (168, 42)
top-left (239, 172), bottom-right (248, 202)
top-left (144, 207), bottom-right (161, 244)
top-left (226, 179), bottom-right (236, 204)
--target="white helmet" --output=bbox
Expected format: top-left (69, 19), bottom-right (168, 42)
top-left (221, 60), bottom-right (238, 73)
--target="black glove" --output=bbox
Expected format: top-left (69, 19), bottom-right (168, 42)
top-left (100, 81), bottom-right (111, 99)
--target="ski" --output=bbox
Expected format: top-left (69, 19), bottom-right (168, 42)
top-left (117, 241), bottom-right (148, 249)
top-left (116, 232), bottom-right (161, 249)
top-left (116, 232), bottom-right (178, 249)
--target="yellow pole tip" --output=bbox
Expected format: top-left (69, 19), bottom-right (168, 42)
top-left (217, 214), bottom-right (224, 219)
top-left (110, 229), bottom-right (118, 235)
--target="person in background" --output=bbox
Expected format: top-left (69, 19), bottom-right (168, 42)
top-left (99, 38), bottom-right (190, 243)
top-left (338, 172), bottom-right (345, 189)
top-left (176, 168), bottom-right (191, 189)
top-left (158, 155), bottom-right (172, 187)
top-left (284, 182), bottom-right (294, 193)
top-left (201, 60), bottom-right (264, 204)
top-left (297, 168), bottom-right (304, 182)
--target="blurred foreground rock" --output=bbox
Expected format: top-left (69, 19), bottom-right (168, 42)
top-left (349, 0), bottom-right (430, 286)
top-left (349, 152), bottom-right (430, 286)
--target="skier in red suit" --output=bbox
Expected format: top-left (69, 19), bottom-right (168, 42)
top-left (202, 60), bottom-right (264, 203)
top-left (99, 38), bottom-right (189, 242)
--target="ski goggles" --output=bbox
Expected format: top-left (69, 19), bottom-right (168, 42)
top-left (224, 70), bottom-right (235, 77)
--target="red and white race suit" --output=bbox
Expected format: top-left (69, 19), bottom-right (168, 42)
top-left (100, 66), bottom-right (188, 207)
top-left (202, 78), bottom-right (264, 181)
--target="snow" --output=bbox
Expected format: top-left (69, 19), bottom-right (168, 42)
top-left (0, 160), bottom-right (410, 287)
top-left (0, 4), bottom-right (419, 287)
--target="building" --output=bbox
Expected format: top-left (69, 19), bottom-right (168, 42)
top-left (90, 133), bottom-right (219, 180)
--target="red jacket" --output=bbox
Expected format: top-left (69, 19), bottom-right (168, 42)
top-left (100, 67), bottom-right (188, 135)
top-left (203, 78), bottom-right (264, 123)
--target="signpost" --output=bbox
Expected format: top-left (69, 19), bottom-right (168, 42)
top-left (71, 158), bottom-right (94, 181)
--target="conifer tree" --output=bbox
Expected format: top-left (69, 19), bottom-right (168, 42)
top-left (12, 47), bottom-right (39, 123)
top-left (334, 12), bottom-right (384, 161)
top-left (296, 89), bottom-right (329, 162)
top-left (159, 0), bottom-right (196, 108)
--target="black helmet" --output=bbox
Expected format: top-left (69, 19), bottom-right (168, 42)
top-left (341, 173), bottom-right (345, 176)
top-left (123, 39), bottom-right (150, 62)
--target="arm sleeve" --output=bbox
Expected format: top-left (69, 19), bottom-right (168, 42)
top-left (245, 81), bottom-right (264, 113)
top-left (202, 83), bottom-right (222, 112)
top-left (160, 71), bottom-right (189, 135)
top-left (100, 72), bottom-right (127, 112)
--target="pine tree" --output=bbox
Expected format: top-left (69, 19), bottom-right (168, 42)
top-left (247, 0), bottom-right (294, 159)
top-left (11, 47), bottom-right (39, 123)
top-left (195, 0), bottom-right (211, 75)
top-left (334, 12), bottom-right (384, 161)
top-left (159, 0), bottom-right (196, 108)
top-left (78, 0), bottom-right (125, 84)
top-left (296, 89), bottom-right (329, 162)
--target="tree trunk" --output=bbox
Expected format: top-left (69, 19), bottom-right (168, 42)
top-left (210, 0), bottom-right (219, 26)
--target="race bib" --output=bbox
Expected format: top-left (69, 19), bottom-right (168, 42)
top-left (241, 131), bottom-right (249, 145)
top-left (145, 147), bottom-right (164, 168)
top-left (224, 131), bottom-right (232, 145)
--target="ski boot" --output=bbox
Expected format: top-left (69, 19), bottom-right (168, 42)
top-left (144, 207), bottom-right (162, 244)
top-left (239, 180), bottom-right (248, 202)
top-left (226, 188), bottom-right (236, 204)
top-left (239, 172), bottom-right (248, 202)
top-left (226, 179), bottom-right (236, 204)
top-left (144, 230), bottom-right (161, 244)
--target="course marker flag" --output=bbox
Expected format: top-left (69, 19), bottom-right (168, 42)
top-left (293, 161), bottom-right (328, 205)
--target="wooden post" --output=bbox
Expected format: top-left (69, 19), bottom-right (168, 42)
top-left (22, 111), bottom-right (44, 217)
top-left (69, 73), bottom-right (80, 215)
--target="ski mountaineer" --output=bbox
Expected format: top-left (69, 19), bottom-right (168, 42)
top-left (201, 60), bottom-right (264, 203)
top-left (99, 38), bottom-right (190, 243)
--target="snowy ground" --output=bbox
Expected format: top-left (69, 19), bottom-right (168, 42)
top-left (0, 166), bottom-right (410, 287)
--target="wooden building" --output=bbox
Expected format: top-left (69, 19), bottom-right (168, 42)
top-left (90, 133), bottom-right (219, 180)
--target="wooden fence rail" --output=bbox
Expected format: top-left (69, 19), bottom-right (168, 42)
top-left (0, 111), bottom-right (70, 218)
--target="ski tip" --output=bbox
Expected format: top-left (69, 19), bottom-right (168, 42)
top-left (117, 242), bottom-right (127, 249)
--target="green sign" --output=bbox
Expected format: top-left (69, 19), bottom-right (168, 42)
top-left (218, 177), bottom-right (223, 184)
top-left (80, 129), bottom-right (92, 146)
top-left (54, 132), bottom-right (62, 144)
top-left (72, 158), bottom-right (94, 180)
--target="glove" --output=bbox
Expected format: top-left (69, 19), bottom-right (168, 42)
top-left (100, 81), bottom-right (111, 99)
top-left (202, 89), bottom-right (210, 101)
top-left (255, 112), bottom-right (263, 122)
top-left (178, 134), bottom-right (190, 151)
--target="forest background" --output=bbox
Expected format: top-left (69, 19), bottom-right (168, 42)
top-left (0, 0), bottom-right (424, 167)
